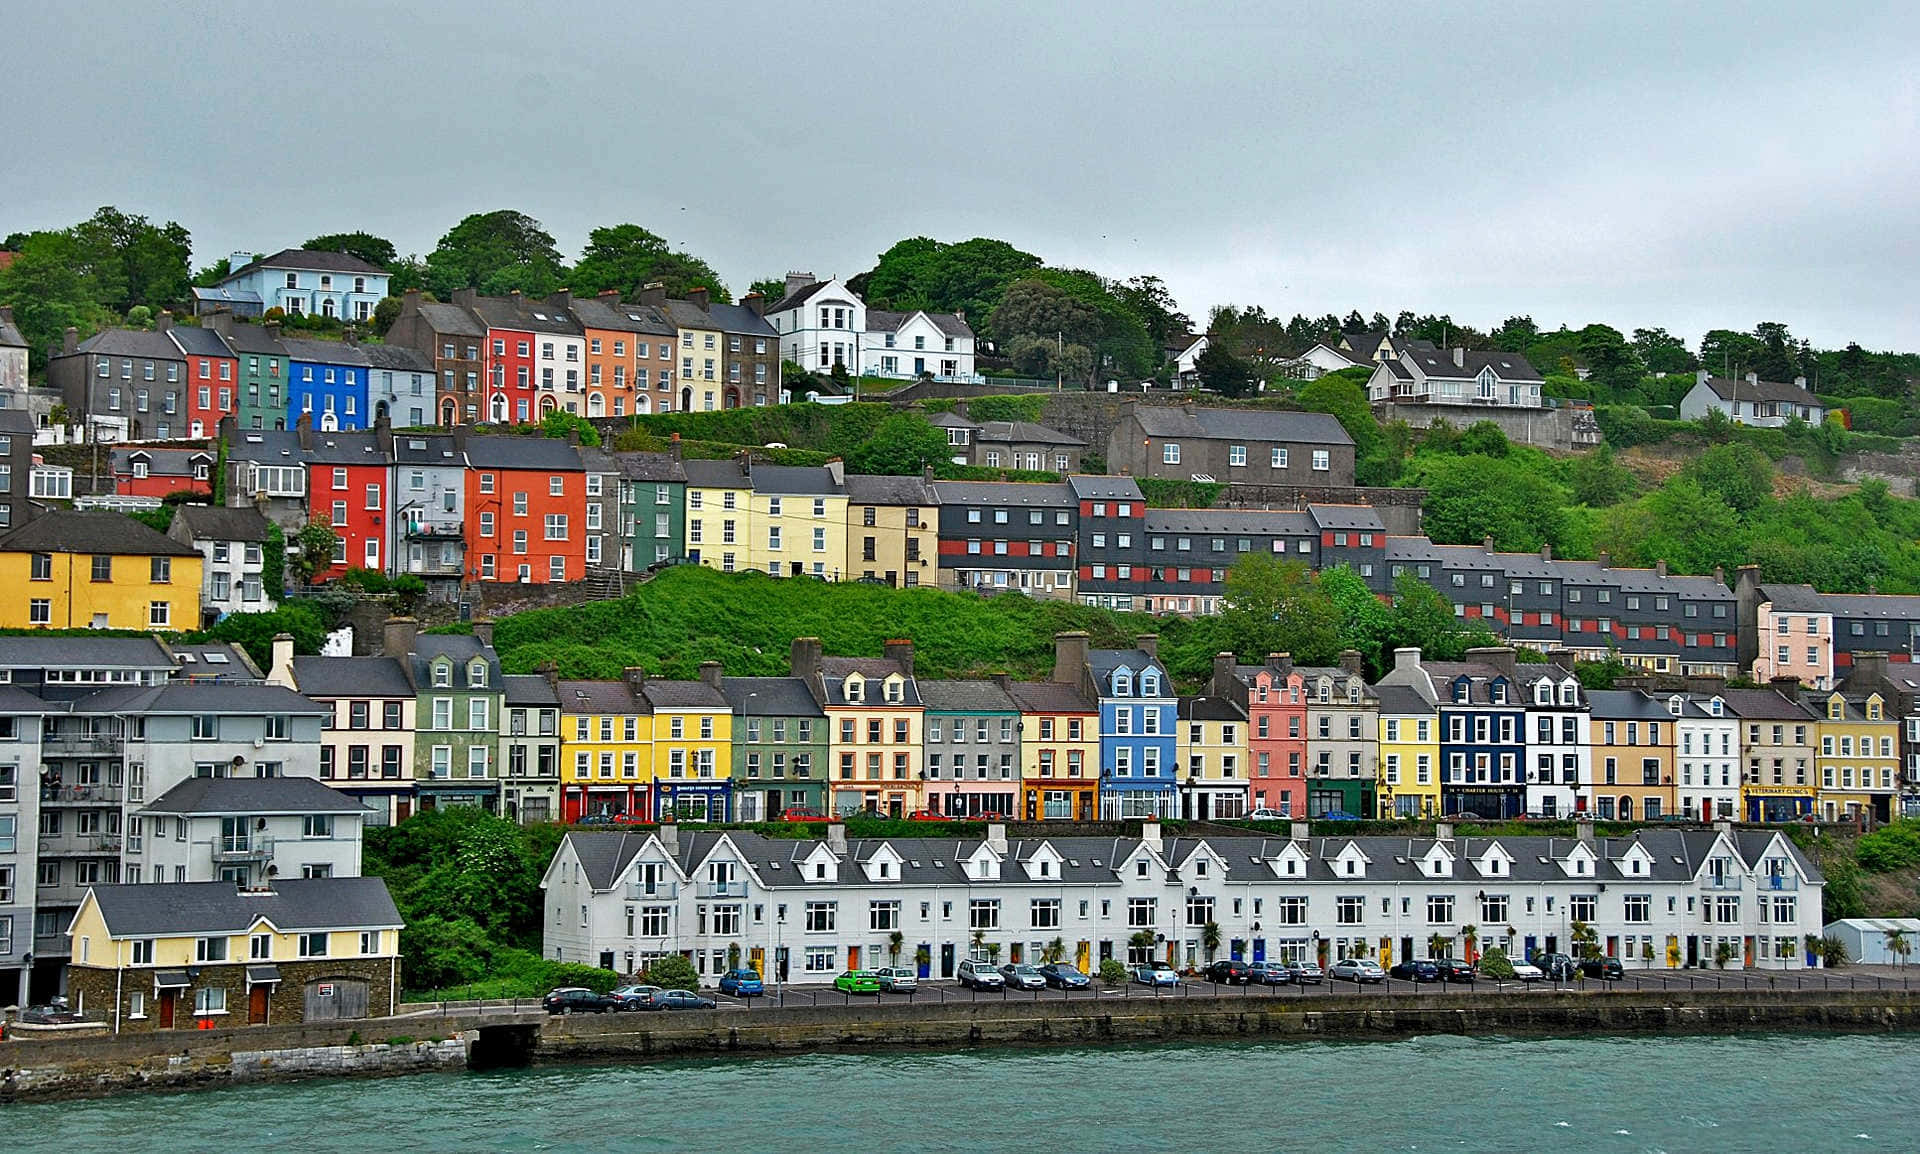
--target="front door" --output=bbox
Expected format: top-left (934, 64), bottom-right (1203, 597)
top-left (248, 985), bottom-right (269, 1025)
top-left (847, 945), bottom-right (859, 970)
top-left (940, 942), bottom-right (956, 978)
top-left (158, 991), bottom-right (176, 1029)
top-left (888, 797), bottom-right (903, 819)
top-left (917, 944), bottom-right (932, 979)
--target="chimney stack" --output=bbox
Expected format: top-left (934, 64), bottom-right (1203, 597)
top-left (668, 432), bottom-right (682, 461)
top-left (268, 632), bottom-right (296, 686)
top-left (985, 823), bottom-right (1008, 853)
top-left (784, 272), bottom-right (817, 298)
top-left (382, 616), bottom-right (418, 659)
top-left (688, 287), bottom-right (711, 311)
top-left (826, 822), bottom-right (848, 856)
top-left (624, 665), bottom-right (648, 695)
top-left (882, 639), bottom-right (915, 677)
top-left (1745, 371), bottom-right (1759, 385)
top-left (1770, 675), bottom-right (1803, 702)
top-left (1452, 346), bottom-right (1465, 368)
top-left (699, 660), bottom-right (724, 691)
top-left (639, 282), bottom-right (667, 307)
top-left (1851, 651), bottom-right (1890, 685)
top-left (155, 310), bottom-right (173, 333)
top-left (1597, 551), bottom-right (1611, 570)
top-left (743, 292), bottom-right (765, 318)
top-left (548, 289), bottom-right (573, 313)
top-left (1135, 633), bottom-right (1159, 660)
top-left (1139, 821), bottom-right (1162, 850)
top-left (508, 290), bottom-right (525, 310)
top-left (597, 289), bottom-right (621, 305)
top-left (990, 672), bottom-right (1012, 692)
top-left (790, 637), bottom-right (824, 679)
top-left (1468, 645), bottom-right (1518, 680)
top-left (62, 327), bottom-right (78, 356)
top-left (1540, 544), bottom-right (1552, 561)
top-left (1211, 652), bottom-right (1238, 695)
top-left (1338, 648), bottom-right (1364, 676)
top-left (1053, 632), bottom-right (1090, 685)
top-left (208, 311), bottom-right (234, 338)
top-left (1656, 559), bottom-right (1668, 577)
top-left (1482, 535), bottom-right (1494, 553)
top-left (1793, 375), bottom-right (1807, 390)
top-left (472, 620), bottom-right (494, 647)
top-left (1290, 821), bottom-right (1311, 846)
top-left (1394, 646), bottom-right (1421, 673)
top-left (1577, 817), bottom-right (1595, 845)
top-left (540, 661), bottom-right (558, 692)
top-left (342, 326), bottom-right (357, 347)
top-left (451, 287), bottom-right (477, 309)
top-left (263, 320), bottom-right (282, 342)
top-left (658, 821), bottom-right (679, 859)
top-left (1435, 821), bottom-right (1454, 844)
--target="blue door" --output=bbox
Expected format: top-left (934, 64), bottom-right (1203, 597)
top-left (1230, 939), bottom-right (1245, 961)
top-left (1252, 939), bottom-right (1266, 962)
top-left (917, 944), bottom-right (932, 979)
top-left (1524, 935), bottom-right (1537, 960)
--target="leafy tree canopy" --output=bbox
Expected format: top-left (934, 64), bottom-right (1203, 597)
top-left (1193, 343), bottom-right (1257, 398)
top-left (425, 209), bottom-right (567, 298)
top-left (303, 231), bottom-right (400, 269)
top-left (570, 223), bottom-right (729, 303)
top-left (844, 413), bottom-right (949, 475)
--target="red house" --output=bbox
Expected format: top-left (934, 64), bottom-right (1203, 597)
top-left (168, 325), bottom-right (239, 439)
top-left (462, 433), bottom-right (586, 583)
top-left (112, 446), bottom-right (214, 499)
top-left (1215, 653), bottom-right (1308, 819)
top-left (305, 429), bottom-right (392, 580)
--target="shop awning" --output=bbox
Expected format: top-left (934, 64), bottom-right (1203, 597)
top-left (153, 968), bottom-right (191, 989)
top-left (245, 965), bottom-right (282, 986)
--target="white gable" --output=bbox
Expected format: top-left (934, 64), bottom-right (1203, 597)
top-left (1269, 842), bottom-right (1310, 879)
top-left (1021, 842), bottom-right (1065, 882)
top-left (1420, 843), bottom-right (1454, 878)
top-left (1558, 840), bottom-right (1597, 878)
top-left (965, 843), bottom-right (1002, 881)
top-left (862, 842), bottom-right (905, 883)
top-left (1615, 841), bottom-right (1655, 879)
top-left (801, 842), bottom-right (840, 883)
top-left (1331, 841), bottom-right (1370, 879)
top-left (1474, 842), bottom-right (1515, 878)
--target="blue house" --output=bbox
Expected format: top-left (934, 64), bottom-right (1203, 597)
top-left (284, 337), bottom-right (374, 430)
top-left (195, 249), bottom-right (391, 323)
top-left (1084, 638), bottom-right (1178, 819)
top-left (1429, 661), bottom-right (1527, 819)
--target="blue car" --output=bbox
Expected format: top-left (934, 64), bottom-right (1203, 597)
top-left (1132, 962), bottom-right (1180, 987)
top-left (718, 968), bottom-right (765, 997)
top-left (1320, 811), bottom-right (1361, 822)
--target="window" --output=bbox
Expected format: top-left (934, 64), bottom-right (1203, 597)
top-left (196, 936), bottom-right (230, 962)
top-left (299, 932), bottom-right (330, 958)
top-left (194, 987), bottom-right (228, 1015)
top-left (804, 901), bottom-right (836, 932)
top-left (1162, 443), bottom-right (1180, 465)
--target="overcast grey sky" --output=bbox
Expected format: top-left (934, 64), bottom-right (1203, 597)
top-left (5, 1), bottom-right (1916, 349)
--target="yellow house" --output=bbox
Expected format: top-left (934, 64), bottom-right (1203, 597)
top-left (1177, 695), bottom-right (1251, 819)
top-left (1375, 686), bottom-right (1441, 819)
top-left (683, 457), bottom-right (755, 575)
top-left (796, 639), bottom-right (925, 816)
top-left (1815, 689), bottom-right (1899, 822)
top-left (644, 665), bottom-right (734, 821)
top-left (1008, 680), bottom-right (1100, 821)
top-left (63, 878), bottom-right (403, 1032)
top-left (682, 457), bottom-right (849, 580)
top-left (0, 510), bottom-right (203, 630)
top-left (844, 472), bottom-right (937, 589)
top-left (558, 674), bottom-right (653, 822)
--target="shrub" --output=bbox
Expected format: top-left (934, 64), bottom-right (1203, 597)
top-left (1098, 959), bottom-right (1130, 985)
top-left (1855, 820), bottom-right (1920, 873)
top-left (641, 954), bottom-right (703, 990)
top-left (1477, 947), bottom-right (1515, 979)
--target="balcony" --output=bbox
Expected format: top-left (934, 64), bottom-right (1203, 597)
top-left (697, 880), bottom-right (749, 899)
top-left (625, 881), bottom-right (679, 901)
top-left (1759, 875), bottom-right (1799, 892)
top-left (1701, 876), bottom-right (1743, 891)
top-left (39, 834), bottom-right (122, 856)
top-left (213, 836), bottom-right (274, 863)
top-left (407, 554), bottom-right (466, 577)
top-left (40, 783), bottom-right (124, 806)
top-left (42, 732), bottom-right (124, 756)
top-left (404, 520), bottom-right (465, 542)
top-left (33, 932), bottom-right (71, 958)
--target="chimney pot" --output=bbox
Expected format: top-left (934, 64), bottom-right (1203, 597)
top-left (688, 287), bottom-right (711, 311)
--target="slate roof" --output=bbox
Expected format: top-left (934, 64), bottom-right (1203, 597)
top-left (751, 463), bottom-right (844, 496)
top-left (925, 412), bottom-right (978, 430)
top-left (72, 681), bottom-right (325, 717)
top-left (1005, 680), bottom-right (1097, 714)
top-left (1088, 648), bottom-right (1170, 688)
top-left (642, 679), bottom-right (729, 710)
top-left (112, 446), bottom-right (213, 477)
top-left (1143, 508), bottom-right (1313, 536)
top-left (215, 322), bottom-right (289, 355)
top-left (558, 678), bottom-right (646, 716)
top-left (1406, 347), bottom-right (1544, 383)
top-left (224, 249), bottom-right (387, 280)
top-left (166, 325), bottom-right (234, 359)
top-left (1697, 375), bottom-right (1822, 407)
top-left (361, 344), bottom-right (435, 373)
top-left (721, 676), bottom-right (825, 718)
top-left (0, 510), bottom-right (200, 556)
top-left (1803, 591), bottom-right (1920, 620)
top-left (391, 433), bottom-right (462, 465)
top-left (141, 776), bottom-right (364, 815)
top-left (1178, 695), bottom-right (1246, 722)
top-left (503, 673), bottom-right (561, 708)
top-left (281, 337), bottom-right (372, 367)
top-left (1129, 405), bottom-right (1354, 447)
top-left (1717, 688), bottom-right (1818, 720)
top-left (463, 435), bottom-right (584, 471)
top-left (974, 420), bottom-right (1085, 447)
top-left (86, 878), bottom-right (403, 937)
top-left (616, 451), bottom-right (687, 484)
top-left (845, 473), bottom-right (937, 505)
top-left (0, 635), bottom-right (173, 669)
top-left (933, 479), bottom-right (1075, 506)
top-left (66, 329), bottom-right (185, 360)
top-left (919, 679), bottom-right (1020, 713)
top-left (407, 635), bottom-right (501, 691)
top-left (1308, 504), bottom-right (1386, 532)
top-left (304, 430), bottom-right (385, 465)
top-left (766, 279), bottom-right (836, 314)
top-left (0, 308), bottom-right (26, 349)
top-left (1065, 475), bottom-right (1147, 502)
top-left (819, 657), bottom-right (921, 707)
top-left (174, 504), bottom-right (273, 543)
top-left (864, 309), bottom-right (972, 339)
top-left (660, 299), bottom-right (778, 338)
top-left (415, 301), bottom-right (487, 337)
top-left (1585, 689), bottom-right (1673, 720)
top-left (681, 458), bottom-right (752, 488)
top-left (293, 655), bottom-right (415, 697)
top-left (569, 296), bottom-right (678, 336)
top-left (469, 295), bottom-right (582, 337)
top-left (1373, 684), bottom-right (1436, 716)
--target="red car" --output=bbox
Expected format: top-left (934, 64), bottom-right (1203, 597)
top-left (612, 812), bottom-right (652, 825)
top-left (907, 810), bottom-right (949, 822)
top-left (779, 808), bottom-right (827, 822)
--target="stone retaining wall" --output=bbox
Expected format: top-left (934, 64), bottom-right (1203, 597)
top-left (2, 1035), bottom-right (470, 1101)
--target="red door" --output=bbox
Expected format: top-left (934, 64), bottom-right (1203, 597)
top-left (249, 986), bottom-right (269, 1024)
top-left (158, 991), bottom-right (176, 1029)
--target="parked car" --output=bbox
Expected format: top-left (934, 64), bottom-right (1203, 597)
top-left (833, 970), bottom-right (882, 994)
top-left (1531, 952), bottom-right (1578, 980)
top-left (1508, 960), bottom-right (1546, 982)
top-left (778, 808), bottom-right (826, 822)
top-left (1039, 962), bottom-right (1091, 989)
top-left (874, 966), bottom-right (919, 992)
top-left (1000, 963), bottom-right (1048, 990)
top-left (543, 987), bottom-right (618, 1014)
top-left (906, 810), bottom-right (949, 822)
top-left (1580, 956), bottom-right (1625, 980)
top-left (611, 811), bottom-right (651, 825)
top-left (1246, 961), bottom-right (1294, 985)
top-left (643, 989), bottom-right (717, 1011)
top-left (1286, 961), bottom-right (1324, 984)
top-left (1434, 960), bottom-right (1476, 983)
top-left (1329, 959), bottom-right (1386, 984)
top-left (608, 984), bottom-right (661, 1010)
top-left (1247, 807), bottom-right (1290, 821)
top-left (957, 958), bottom-right (1006, 990)
top-left (1204, 959), bottom-right (1256, 985)
top-left (1320, 811), bottom-right (1361, 821)
top-left (574, 813), bottom-right (612, 826)
top-left (718, 969), bottom-right (765, 997)
top-left (1133, 961), bottom-right (1180, 987)
top-left (1389, 960), bottom-right (1441, 983)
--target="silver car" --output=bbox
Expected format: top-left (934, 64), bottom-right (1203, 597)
top-left (1000, 963), bottom-right (1047, 990)
top-left (874, 966), bottom-right (919, 992)
top-left (1330, 958), bottom-right (1386, 984)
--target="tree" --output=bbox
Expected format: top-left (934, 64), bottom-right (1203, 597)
top-left (0, 230), bottom-right (116, 366)
top-left (1428, 931), bottom-right (1452, 960)
top-left (289, 518), bottom-right (340, 584)
top-left (1110, 274), bottom-right (1192, 346)
top-left (1219, 554), bottom-right (1340, 665)
top-left (1201, 921), bottom-right (1222, 963)
top-left (1098, 958), bottom-right (1130, 985)
top-left (856, 236), bottom-right (1042, 319)
top-left (990, 278), bottom-right (1101, 351)
top-left (1297, 373), bottom-right (1380, 457)
top-left (1386, 573), bottom-right (1497, 663)
top-left (1686, 441), bottom-right (1773, 513)
top-left (1414, 455), bottom-right (1571, 552)
top-left (1193, 343), bottom-right (1256, 397)
top-left (1574, 324), bottom-right (1644, 391)
top-left (1478, 946), bottom-right (1516, 979)
top-left (372, 295), bottom-right (404, 336)
top-left (1886, 929), bottom-right (1911, 967)
top-left (749, 277), bottom-right (789, 302)
top-left (888, 930), bottom-right (905, 963)
top-left (1460, 924), bottom-right (1479, 964)
top-left (641, 953), bottom-right (702, 990)
top-left (1570, 919), bottom-right (1600, 962)
top-left (539, 410), bottom-right (601, 446)
top-left (303, 231), bottom-right (400, 270)
top-left (1321, 565), bottom-right (1392, 675)
top-left (1042, 937), bottom-right (1067, 965)
top-left (70, 206), bottom-right (192, 312)
top-left (1630, 327), bottom-right (1696, 375)
top-left (191, 256), bottom-right (235, 288)
top-left (1569, 444), bottom-right (1638, 507)
top-left (424, 210), bottom-right (567, 298)
top-left (570, 223), bottom-right (730, 302)
top-left (201, 605), bottom-right (329, 668)
top-left (845, 414), bottom-right (950, 475)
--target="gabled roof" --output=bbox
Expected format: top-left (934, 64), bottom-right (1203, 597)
top-left (1178, 695), bottom-right (1246, 722)
top-left (1005, 680), bottom-right (1096, 714)
top-left (933, 479), bottom-right (1076, 506)
top-left (1065, 475), bottom-right (1145, 501)
top-left (280, 337), bottom-right (372, 367)
top-left (1142, 507), bottom-right (1313, 536)
top-left (63, 329), bottom-right (185, 360)
top-left (766, 279), bottom-right (841, 314)
top-left (819, 657), bottom-right (921, 707)
top-left (84, 878), bottom-right (402, 937)
top-left (503, 673), bottom-right (560, 707)
top-left (1404, 347), bottom-right (1544, 384)
top-left (569, 296), bottom-right (678, 336)
top-left (615, 450), bottom-right (688, 483)
top-left (173, 504), bottom-right (273, 543)
top-left (223, 249), bottom-right (388, 281)
top-left (292, 655), bottom-right (415, 698)
top-left (751, 463), bottom-right (845, 496)
top-left (413, 301), bottom-right (486, 337)
top-left (558, 678), bottom-right (646, 715)
top-left (408, 635), bottom-right (501, 691)
top-left (215, 321), bottom-right (290, 355)
top-left (463, 435), bottom-right (584, 471)
top-left (166, 325), bottom-right (234, 359)
top-left (1088, 648), bottom-right (1169, 687)
top-left (0, 635), bottom-right (174, 670)
top-left (111, 446), bottom-right (214, 476)
top-left (1373, 684), bottom-right (1436, 716)
top-left (1696, 375), bottom-right (1822, 407)
top-left (1585, 689), bottom-right (1673, 720)
top-left (140, 776), bottom-right (364, 816)
top-left (1717, 688), bottom-right (1817, 721)
top-left (844, 473), bottom-right (937, 505)
top-left (1308, 504), bottom-right (1386, 532)
top-left (361, 344), bottom-right (435, 373)
top-left (721, 676), bottom-right (825, 718)
top-left (865, 308), bottom-right (972, 339)
top-left (660, 299), bottom-right (778, 337)
top-left (642, 679), bottom-right (729, 710)
top-left (681, 458), bottom-right (753, 488)
top-left (1129, 405), bottom-right (1353, 447)
top-left (0, 510), bottom-right (199, 556)
top-left (974, 420), bottom-right (1085, 447)
top-left (918, 679), bottom-right (1020, 713)
top-left (469, 294), bottom-right (582, 337)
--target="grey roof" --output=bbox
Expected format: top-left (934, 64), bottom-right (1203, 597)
top-left (361, 344), bottom-right (435, 373)
top-left (65, 329), bottom-right (185, 360)
top-left (1308, 504), bottom-right (1387, 532)
top-left (975, 420), bottom-right (1085, 447)
top-left (721, 676), bottom-right (826, 717)
top-left (463, 435), bottom-right (584, 471)
top-left (391, 433), bottom-right (462, 464)
top-left (1585, 689), bottom-right (1673, 720)
top-left (0, 635), bottom-right (173, 669)
top-left (141, 776), bottom-right (364, 816)
top-left (1757, 583), bottom-right (1829, 613)
top-left (215, 322), bottom-right (289, 356)
top-left (468, 294), bottom-right (583, 337)
top-left (72, 680), bottom-right (326, 717)
top-left (0, 510), bottom-right (201, 556)
top-left (845, 473), bottom-right (938, 505)
top-left (1697, 375), bottom-right (1822, 407)
top-left (1088, 648), bottom-right (1169, 687)
top-left (407, 635), bottom-right (502, 691)
top-left (862, 308), bottom-right (974, 339)
top-left (1066, 475), bottom-right (1146, 501)
top-left (819, 657), bottom-right (922, 707)
top-left (925, 411), bottom-right (978, 430)
top-left (569, 296), bottom-right (678, 336)
top-left (303, 430), bottom-right (384, 465)
top-left (615, 450), bottom-right (688, 484)
top-left (85, 878), bottom-right (403, 937)
top-left (1405, 347), bottom-right (1545, 383)
top-left (174, 504), bottom-right (272, 543)
top-left (281, 337), bottom-right (372, 367)
top-left (660, 298), bottom-right (777, 338)
top-left (415, 301), bottom-right (486, 337)
top-left (1717, 688), bottom-right (1818, 720)
top-left (0, 308), bottom-right (26, 349)
top-left (558, 678), bottom-right (646, 715)
top-left (112, 446), bottom-right (214, 476)
top-left (223, 429), bottom-right (309, 465)
top-left (1178, 694), bottom-right (1246, 722)
top-left (1801, 591), bottom-right (1920, 620)
top-left (503, 673), bottom-right (561, 707)
top-left (292, 655), bottom-right (415, 698)
top-left (681, 458), bottom-right (753, 488)
top-left (1372, 684), bottom-right (1436, 715)
top-left (224, 249), bottom-right (387, 280)
top-left (749, 463), bottom-right (845, 495)
top-left (166, 325), bottom-right (234, 358)
top-left (933, 479), bottom-right (1075, 506)
top-left (766, 279), bottom-right (837, 314)
top-left (1143, 507), bottom-right (1313, 536)
top-left (643, 679), bottom-right (730, 710)
top-left (1130, 405), bottom-right (1354, 447)
top-left (1005, 680), bottom-right (1097, 714)
top-left (918, 679), bottom-right (1020, 713)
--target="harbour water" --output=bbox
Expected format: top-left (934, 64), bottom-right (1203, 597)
top-left (12, 1032), bottom-right (1919, 1151)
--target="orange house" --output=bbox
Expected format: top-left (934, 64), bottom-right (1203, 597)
top-left (463, 434), bottom-right (587, 584)
top-left (571, 291), bottom-right (679, 419)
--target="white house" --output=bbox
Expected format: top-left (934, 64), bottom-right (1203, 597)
top-left (0, 307), bottom-right (28, 400)
top-left (1679, 370), bottom-right (1825, 427)
top-left (767, 275), bottom-right (977, 383)
top-left (168, 504), bottom-right (277, 625)
top-left (1669, 693), bottom-right (1742, 822)
top-left (135, 776), bottom-right (366, 886)
top-left (542, 820), bottom-right (1825, 983)
top-left (1367, 346), bottom-right (1545, 409)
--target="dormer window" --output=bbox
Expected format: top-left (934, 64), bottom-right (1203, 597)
top-left (846, 677), bottom-right (864, 703)
top-left (1140, 672), bottom-right (1160, 697)
top-left (1667, 696), bottom-right (1683, 716)
top-left (1346, 682), bottom-right (1359, 704)
top-left (1114, 670), bottom-right (1133, 697)
top-left (1039, 859), bottom-right (1051, 878)
top-left (1536, 683), bottom-right (1551, 706)
top-left (1828, 698), bottom-right (1844, 720)
top-left (1136, 859), bottom-right (1149, 878)
top-left (1344, 859), bottom-right (1357, 876)
top-left (432, 661), bottom-right (451, 688)
top-left (1453, 681), bottom-right (1469, 703)
top-left (884, 677), bottom-right (903, 704)
top-left (1194, 859), bottom-right (1208, 878)
top-left (1492, 682), bottom-right (1507, 705)
top-left (469, 660), bottom-right (488, 688)
top-left (1560, 683), bottom-right (1576, 707)
top-left (1709, 698), bottom-right (1723, 717)
top-left (878, 860), bottom-right (890, 878)
top-left (1867, 698), bottom-right (1883, 721)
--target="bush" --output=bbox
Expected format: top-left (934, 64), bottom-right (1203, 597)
top-left (1477, 947), bottom-right (1515, 979)
top-left (1098, 959), bottom-right (1130, 985)
top-left (641, 954), bottom-right (703, 990)
top-left (1855, 820), bottom-right (1920, 873)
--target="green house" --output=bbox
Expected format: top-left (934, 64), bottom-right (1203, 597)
top-left (616, 448), bottom-right (688, 572)
top-left (409, 633), bottom-right (505, 812)
top-left (721, 676), bottom-right (828, 819)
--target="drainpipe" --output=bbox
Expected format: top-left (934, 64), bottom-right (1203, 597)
top-left (114, 940), bottom-right (123, 1035)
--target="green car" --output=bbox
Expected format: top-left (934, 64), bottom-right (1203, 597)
top-left (833, 969), bottom-right (882, 994)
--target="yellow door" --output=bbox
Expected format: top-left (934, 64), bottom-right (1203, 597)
top-left (750, 947), bottom-right (765, 976)
top-left (1076, 941), bottom-right (1090, 972)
